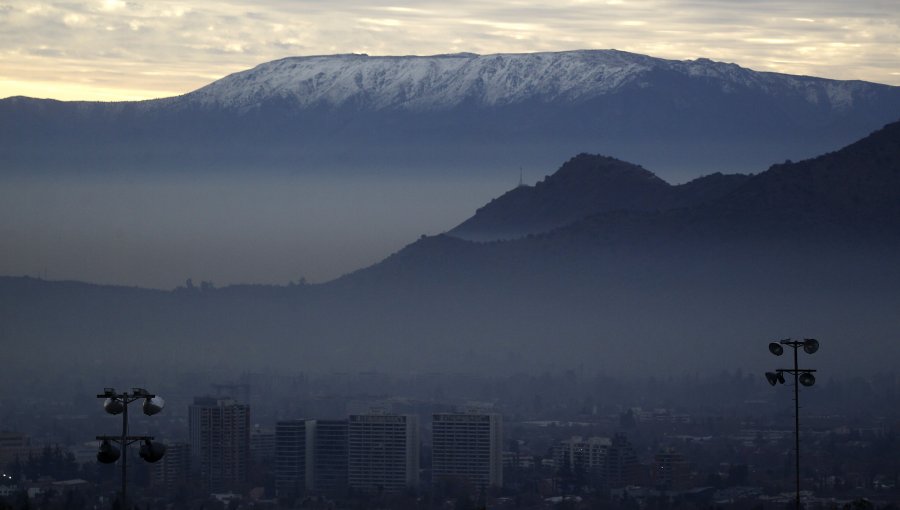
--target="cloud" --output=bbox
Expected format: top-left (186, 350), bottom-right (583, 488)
top-left (0, 0), bottom-right (897, 100)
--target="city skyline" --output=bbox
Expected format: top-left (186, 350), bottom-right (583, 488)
top-left (3, 369), bottom-right (898, 508)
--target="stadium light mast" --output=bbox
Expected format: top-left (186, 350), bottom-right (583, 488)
top-left (96, 387), bottom-right (167, 509)
top-left (765, 338), bottom-right (819, 510)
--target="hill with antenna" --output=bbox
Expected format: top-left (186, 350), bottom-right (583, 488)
top-left (449, 154), bottom-right (751, 241)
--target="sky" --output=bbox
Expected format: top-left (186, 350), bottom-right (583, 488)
top-left (1, 0), bottom-right (899, 101)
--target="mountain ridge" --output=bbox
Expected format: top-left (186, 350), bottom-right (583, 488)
top-left (155, 49), bottom-right (898, 119)
top-left (448, 153), bottom-right (752, 241)
top-left (4, 50), bottom-right (900, 177)
top-left (7, 50), bottom-right (889, 112)
top-left (350, 118), bottom-right (900, 286)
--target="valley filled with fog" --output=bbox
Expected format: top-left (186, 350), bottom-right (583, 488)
top-left (0, 170), bottom-right (514, 288)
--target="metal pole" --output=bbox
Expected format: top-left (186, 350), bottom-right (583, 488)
top-left (98, 389), bottom-right (162, 510)
top-left (793, 346), bottom-right (800, 510)
top-left (122, 393), bottom-right (128, 510)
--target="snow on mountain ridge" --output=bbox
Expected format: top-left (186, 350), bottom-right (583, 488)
top-left (180, 50), bottom-right (871, 112)
top-left (182, 50), bottom-right (657, 111)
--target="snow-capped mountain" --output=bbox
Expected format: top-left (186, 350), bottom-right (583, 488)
top-left (3, 49), bottom-right (900, 178)
top-left (179, 50), bottom-right (876, 113)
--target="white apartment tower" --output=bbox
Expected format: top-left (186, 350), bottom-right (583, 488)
top-left (348, 412), bottom-right (419, 493)
top-left (188, 396), bottom-right (250, 493)
top-left (432, 412), bottom-right (503, 490)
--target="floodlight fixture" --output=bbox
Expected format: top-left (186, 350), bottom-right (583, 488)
top-left (139, 439), bottom-right (167, 463)
top-left (799, 372), bottom-right (816, 387)
top-left (803, 338), bottom-right (819, 354)
top-left (103, 398), bottom-right (124, 415)
top-left (97, 439), bottom-right (121, 464)
top-left (765, 371), bottom-right (782, 386)
top-left (142, 396), bottom-right (165, 416)
top-left (769, 342), bottom-right (784, 356)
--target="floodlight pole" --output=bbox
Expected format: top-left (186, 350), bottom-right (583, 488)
top-left (766, 339), bottom-right (818, 510)
top-left (792, 344), bottom-right (800, 510)
top-left (95, 434), bottom-right (155, 509)
top-left (122, 394), bottom-right (127, 507)
top-left (96, 388), bottom-right (158, 510)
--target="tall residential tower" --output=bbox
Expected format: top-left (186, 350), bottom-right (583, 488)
top-left (348, 412), bottom-right (419, 493)
top-left (188, 397), bottom-right (250, 493)
top-left (275, 420), bottom-right (312, 499)
top-left (432, 412), bottom-right (503, 490)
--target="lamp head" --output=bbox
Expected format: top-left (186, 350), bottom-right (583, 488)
top-left (103, 398), bottom-right (124, 415)
top-left (139, 440), bottom-right (166, 463)
top-left (803, 338), bottom-right (819, 354)
top-left (143, 396), bottom-right (165, 416)
top-left (765, 371), bottom-right (782, 386)
top-left (768, 342), bottom-right (784, 356)
top-left (97, 440), bottom-right (120, 464)
top-left (799, 372), bottom-right (816, 387)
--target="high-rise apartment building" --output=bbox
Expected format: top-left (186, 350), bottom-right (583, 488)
top-left (604, 434), bottom-right (640, 488)
top-left (348, 412), bottom-right (419, 493)
top-left (432, 412), bottom-right (503, 490)
top-left (250, 426), bottom-right (276, 465)
top-left (551, 434), bottom-right (639, 488)
top-left (553, 436), bottom-right (611, 473)
top-left (273, 419), bottom-right (350, 497)
top-left (311, 419), bottom-right (349, 494)
top-left (275, 420), bottom-right (312, 499)
top-left (150, 442), bottom-right (190, 494)
top-left (653, 448), bottom-right (690, 490)
top-left (188, 396), bottom-right (250, 493)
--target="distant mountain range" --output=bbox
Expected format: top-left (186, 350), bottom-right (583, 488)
top-left (344, 119), bottom-right (900, 285)
top-left (3, 50), bottom-right (900, 177)
top-left (3, 120), bottom-right (900, 377)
